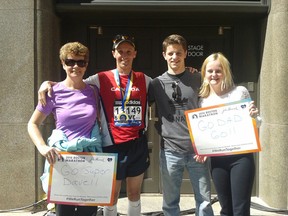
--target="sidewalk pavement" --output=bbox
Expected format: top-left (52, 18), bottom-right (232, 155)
top-left (0, 194), bottom-right (286, 216)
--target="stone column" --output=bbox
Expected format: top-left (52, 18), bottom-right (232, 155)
top-left (259, 0), bottom-right (288, 209)
top-left (0, 0), bottom-right (60, 209)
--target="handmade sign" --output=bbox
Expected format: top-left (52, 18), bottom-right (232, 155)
top-left (47, 152), bottom-right (117, 206)
top-left (185, 99), bottom-right (261, 156)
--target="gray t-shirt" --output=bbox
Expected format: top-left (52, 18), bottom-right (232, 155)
top-left (149, 70), bottom-right (201, 154)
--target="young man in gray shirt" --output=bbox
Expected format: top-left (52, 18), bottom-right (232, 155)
top-left (149, 34), bottom-right (214, 216)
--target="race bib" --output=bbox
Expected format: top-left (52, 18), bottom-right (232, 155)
top-left (113, 100), bottom-right (142, 127)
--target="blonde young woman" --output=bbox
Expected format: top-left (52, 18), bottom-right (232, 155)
top-left (197, 52), bottom-right (261, 216)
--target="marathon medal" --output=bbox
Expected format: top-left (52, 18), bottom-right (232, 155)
top-left (113, 69), bottom-right (141, 126)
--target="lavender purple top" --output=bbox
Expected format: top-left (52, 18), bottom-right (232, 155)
top-left (37, 81), bottom-right (98, 141)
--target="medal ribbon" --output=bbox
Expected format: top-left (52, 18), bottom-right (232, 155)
top-left (114, 69), bottom-right (134, 111)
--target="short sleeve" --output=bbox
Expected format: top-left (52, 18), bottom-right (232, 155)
top-left (36, 94), bottom-right (54, 116)
top-left (148, 78), bottom-right (159, 103)
top-left (237, 86), bottom-right (251, 100)
top-left (84, 74), bottom-right (99, 87)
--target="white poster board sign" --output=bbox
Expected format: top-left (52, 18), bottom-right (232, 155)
top-left (47, 152), bottom-right (117, 206)
top-left (185, 99), bottom-right (261, 156)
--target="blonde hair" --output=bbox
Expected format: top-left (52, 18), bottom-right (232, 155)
top-left (59, 42), bottom-right (89, 62)
top-left (199, 52), bottom-right (234, 98)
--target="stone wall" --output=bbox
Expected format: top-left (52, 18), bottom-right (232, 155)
top-left (259, 0), bottom-right (288, 209)
top-left (0, 0), bottom-right (60, 209)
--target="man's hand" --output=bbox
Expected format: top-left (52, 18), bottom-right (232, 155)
top-left (186, 67), bottom-right (199, 73)
top-left (38, 81), bottom-right (56, 106)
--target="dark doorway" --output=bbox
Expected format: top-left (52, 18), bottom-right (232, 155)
top-left (85, 25), bottom-right (232, 193)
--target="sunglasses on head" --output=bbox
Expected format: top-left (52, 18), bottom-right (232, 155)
top-left (172, 81), bottom-right (182, 102)
top-left (64, 59), bottom-right (87, 67)
top-left (113, 35), bottom-right (135, 44)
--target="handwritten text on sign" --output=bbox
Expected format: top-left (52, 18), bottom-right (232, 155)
top-left (185, 99), bottom-right (261, 156)
top-left (48, 152), bottom-right (117, 206)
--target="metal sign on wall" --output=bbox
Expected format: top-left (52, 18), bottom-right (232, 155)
top-left (56, 0), bottom-right (263, 3)
top-left (186, 42), bottom-right (208, 70)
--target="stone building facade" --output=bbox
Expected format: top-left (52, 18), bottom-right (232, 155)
top-left (0, 0), bottom-right (287, 211)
